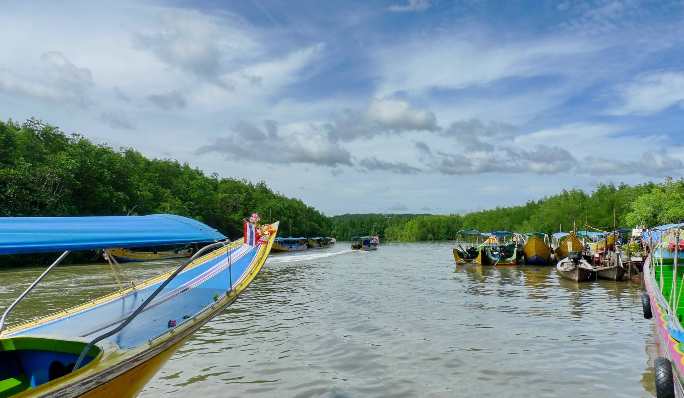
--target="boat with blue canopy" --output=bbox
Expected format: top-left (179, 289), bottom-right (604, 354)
top-left (351, 236), bottom-right (379, 251)
top-left (272, 237), bottom-right (307, 252)
top-left (0, 214), bottom-right (278, 398)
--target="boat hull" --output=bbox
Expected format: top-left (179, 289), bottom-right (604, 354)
top-left (644, 256), bottom-right (684, 397)
top-left (595, 265), bottom-right (627, 281)
top-left (557, 268), bottom-right (593, 282)
top-left (522, 236), bottom-right (551, 265)
top-left (452, 248), bottom-right (480, 265)
top-left (481, 246), bottom-right (516, 266)
top-left (108, 248), bottom-right (192, 262)
top-left (554, 233), bottom-right (583, 260)
top-left (556, 258), bottom-right (594, 282)
top-left (271, 242), bottom-right (307, 252)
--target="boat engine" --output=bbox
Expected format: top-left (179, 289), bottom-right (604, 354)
top-left (568, 251), bottom-right (582, 263)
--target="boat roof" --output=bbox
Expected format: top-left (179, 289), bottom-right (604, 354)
top-left (552, 232), bottom-right (570, 239)
top-left (489, 231), bottom-right (514, 237)
top-left (576, 230), bottom-right (604, 236)
top-left (0, 214), bottom-right (226, 255)
top-left (525, 232), bottom-right (546, 237)
top-left (457, 229), bottom-right (481, 236)
top-left (654, 223), bottom-right (684, 230)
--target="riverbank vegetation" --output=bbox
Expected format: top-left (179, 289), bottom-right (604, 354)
top-left (0, 118), bottom-right (330, 266)
top-left (332, 178), bottom-right (684, 241)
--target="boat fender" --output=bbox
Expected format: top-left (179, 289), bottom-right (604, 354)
top-left (642, 293), bottom-right (653, 319)
top-left (655, 357), bottom-right (675, 398)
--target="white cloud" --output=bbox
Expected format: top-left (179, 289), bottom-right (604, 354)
top-left (374, 32), bottom-right (605, 96)
top-left (609, 71), bottom-right (684, 115)
top-left (388, 0), bottom-right (432, 13)
top-left (363, 98), bottom-right (438, 131)
top-left (580, 150), bottom-right (683, 177)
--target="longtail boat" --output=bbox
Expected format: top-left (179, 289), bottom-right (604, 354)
top-left (553, 232), bottom-right (583, 261)
top-left (272, 237), bottom-right (307, 252)
top-left (351, 236), bottom-right (379, 251)
top-left (522, 232), bottom-right (552, 265)
top-left (452, 230), bottom-right (484, 265)
top-left (107, 247), bottom-right (192, 262)
top-left (556, 251), bottom-right (594, 281)
top-left (307, 237), bottom-right (331, 249)
top-left (0, 214), bottom-right (278, 398)
top-left (643, 223), bottom-right (684, 397)
top-left (479, 231), bottom-right (518, 266)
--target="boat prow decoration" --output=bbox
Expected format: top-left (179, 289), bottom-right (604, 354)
top-left (0, 215), bottom-right (278, 398)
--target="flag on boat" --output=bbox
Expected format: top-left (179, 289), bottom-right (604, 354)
top-left (244, 221), bottom-right (257, 246)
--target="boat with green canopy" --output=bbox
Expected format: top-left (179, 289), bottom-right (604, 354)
top-left (643, 222), bottom-right (684, 397)
top-left (0, 214), bottom-right (278, 398)
top-left (479, 231), bottom-right (519, 266)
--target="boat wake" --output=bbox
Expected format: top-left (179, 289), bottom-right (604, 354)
top-left (266, 249), bottom-right (353, 264)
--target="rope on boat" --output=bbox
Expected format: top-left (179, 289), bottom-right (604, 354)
top-left (103, 249), bottom-right (136, 291)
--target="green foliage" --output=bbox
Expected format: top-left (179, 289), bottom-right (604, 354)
top-left (0, 118), bottom-right (330, 266)
top-left (336, 181), bottom-right (680, 242)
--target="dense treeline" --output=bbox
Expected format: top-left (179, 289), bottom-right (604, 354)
top-left (334, 179), bottom-right (684, 242)
top-left (0, 118), bottom-right (330, 265)
top-left (329, 213), bottom-right (427, 240)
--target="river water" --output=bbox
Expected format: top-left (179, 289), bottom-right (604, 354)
top-left (0, 242), bottom-right (657, 397)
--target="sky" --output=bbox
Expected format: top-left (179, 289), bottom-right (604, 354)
top-left (1, 0), bottom-right (684, 216)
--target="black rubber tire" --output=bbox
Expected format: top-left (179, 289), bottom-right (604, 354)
top-left (643, 293), bottom-right (653, 319)
top-left (655, 357), bottom-right (675, 398)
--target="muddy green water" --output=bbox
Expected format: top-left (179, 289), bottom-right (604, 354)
top-left (0, 242), bottom-right (657, 397)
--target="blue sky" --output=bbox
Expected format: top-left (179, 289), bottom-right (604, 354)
top-left (1, 0), bottom-right (683, 215)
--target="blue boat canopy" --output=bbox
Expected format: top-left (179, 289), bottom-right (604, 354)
top-left (553, 232), bottom-right (570, 239)
top-left (0, 214), bottom-right (226, 255)
top-left (490, 231), bottom-right (514, 237)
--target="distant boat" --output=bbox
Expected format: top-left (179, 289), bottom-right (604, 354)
top-left (553, 232), bottom-right (583, 261)
top-left (522, 232), bottom-right (552, 265)
top-left (452, 229), bottom-right (484, 265)
top-left (272, 237), bottom-right (308, 252)
top-left (479, 231), bottom-right (518, 266)
top-left (0, 214), bottom-right (278, 398)
top-left (556, 251), bottom-right (594, 281)
top-left (108, 246), bottom-right (193, 262)
top-left (307, 237), bottom-right (331, 249)
top-left (351, 236), bottom-right (379, 251)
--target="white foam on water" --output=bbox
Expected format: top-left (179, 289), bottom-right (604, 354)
top-left (266, 249), bottom-right (354, 264)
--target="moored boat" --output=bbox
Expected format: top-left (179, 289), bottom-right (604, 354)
top-left (643, 223), bottom-right (684, 398)
top-left (480, 231), bottom-right (518, 266)
top-left (553, 231), bottom-right (583, 261)
top-left (453, 229), bottom-right (484, 265)
top-left (107, 246), bottom-right (193, 262)
top-left (556, 251), bottom-right (594, 281)
top-left (272, 237), bottom-right (308, 252)
top-left (522, 232), bottom-right (552, 265)
top-left (0, 214), bottom-right (278, 398)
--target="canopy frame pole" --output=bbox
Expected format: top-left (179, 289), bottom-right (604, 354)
top-left (73, 241), bottom-right (226, 372)
top-left (675, 230), bottom-right (680, 314)
top-left (0, 250), bottom-right (71, 335)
